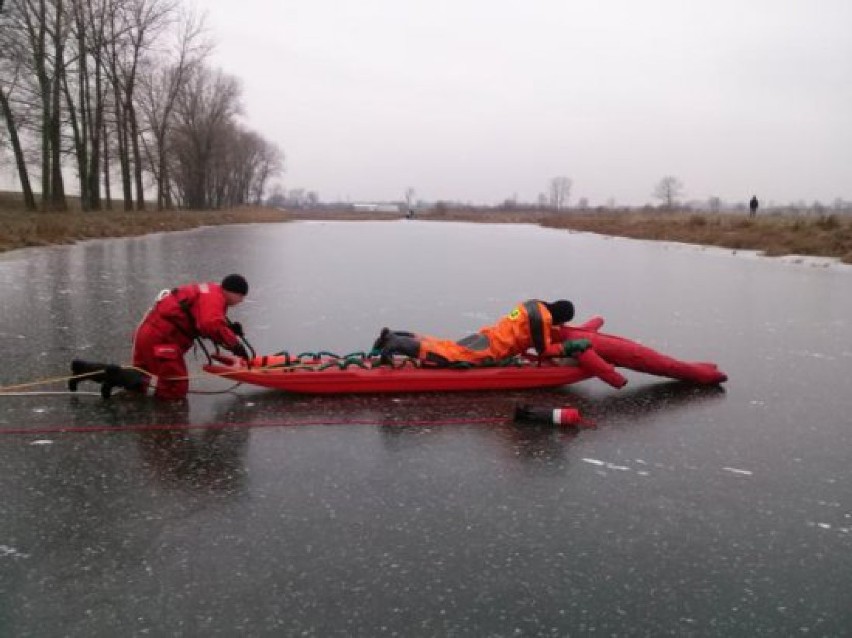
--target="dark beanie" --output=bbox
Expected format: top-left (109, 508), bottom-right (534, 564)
top-left (546, 300), bottom-right (574, 324)
top-left (221, 274), bottom-right (249, 296)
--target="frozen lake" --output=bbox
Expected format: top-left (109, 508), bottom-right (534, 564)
top-left (1, 220), bottom-right (851, 635)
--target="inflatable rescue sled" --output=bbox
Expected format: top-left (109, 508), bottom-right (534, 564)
top-left (203, 316), bottom-right (727, 395)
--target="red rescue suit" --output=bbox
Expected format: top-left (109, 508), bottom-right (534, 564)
top-left (132, 282), bottom-right (240, 399)
top-left (418, 300), bottom-right (558, 365)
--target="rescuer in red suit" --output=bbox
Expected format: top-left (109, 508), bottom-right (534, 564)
top-left (70, 274), bottom-right (250, 399)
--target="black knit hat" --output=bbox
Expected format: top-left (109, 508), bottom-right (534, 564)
top-left (221, 274), bottom-right (249, 296)
top-left (545, 300), bottom-right (574, 324)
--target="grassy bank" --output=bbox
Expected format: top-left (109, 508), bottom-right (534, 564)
top-left (546, 211), bottom-right (852, 264)
top-left (0, 199), bottom-right (291, 253)
top-left (418, 208), bottom-right (852, 264)
top-left (2, 190), bottom-right (851, 264)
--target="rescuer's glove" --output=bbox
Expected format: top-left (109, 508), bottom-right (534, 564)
top-left (231, 342), bottom-right (249, 360)
top-left (229, 321), bottom-right (244, 337)
top-left (561, 339), bottom-right (591, 356)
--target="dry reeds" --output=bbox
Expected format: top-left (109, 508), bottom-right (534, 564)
top-left (536, 211), bottom-right (852, 264)
top-left (0, 205), bottom-right (290, 253)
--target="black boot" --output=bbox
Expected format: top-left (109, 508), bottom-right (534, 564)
top-left (372, 328), bottom-right (417, 353)
top-left (380, 334), bottom-right (421, 362)
top-left (101, 365), bottom-right (147, 399)
top-left (69, 360), bottom-right (110, 392)
top-left (372, 327), bottom-right (391, 352)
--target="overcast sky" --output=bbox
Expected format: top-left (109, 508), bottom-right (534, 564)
top-left (5, 0), bottom-right (850, 207)
top-left (198, 0), bottom-right (852, 206)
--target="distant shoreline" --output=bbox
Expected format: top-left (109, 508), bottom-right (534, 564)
top-left (1, 202), bottom-right (850, 264)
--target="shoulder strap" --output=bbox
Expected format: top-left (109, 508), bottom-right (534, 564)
top-left (164, 286), bottom-right (215, 363)
top-left (522, 300), bottom-right (547, 354)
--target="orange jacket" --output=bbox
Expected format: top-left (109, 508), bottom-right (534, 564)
top-left (419, 300), bottom-right (558, 364)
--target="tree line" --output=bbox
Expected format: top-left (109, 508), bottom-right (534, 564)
top-left (0, 0), bottom-right (282, 212)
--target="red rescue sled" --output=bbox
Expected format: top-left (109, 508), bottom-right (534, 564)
top-left (203, 316), bottom-right (727, 395)
top-left (205, 355), bottom-right (593, 394)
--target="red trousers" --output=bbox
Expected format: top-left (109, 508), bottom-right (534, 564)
top-left (132, 320), bottom-right (191, 400)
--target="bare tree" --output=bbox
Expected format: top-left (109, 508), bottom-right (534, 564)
top-left (104, 0), bottom-right (173, 210)
top-left (213, 127), bottom-right (268, 206)
top-left (219, 130), bottom-right (283, 206)
top-left (548, 176), bottom-right (572, 210)
top-left (61, 0), bottom-right (121, 211)
top-left (0, 19), bottom-right (37, 209)
top-left (139, 7), bottom-right (207, 209)
top-left (653, 175), bottom-right (683, 210)
top-left (249, 138), bottom-right (282, 204)
top-left (0, 86), bottom-right (37, 209)
top-left (4, 0), bottom-right (69, 209)
top-left (49, 0), bottom-right (68, 209)
top-left (3, 0), bottom-right (283, 215)
top-left (170, 65), bottom-right (241, 208)
top-left (129, 0), bottom-right (174, 209)
top-left (106, 9), bottom-right (130, 210)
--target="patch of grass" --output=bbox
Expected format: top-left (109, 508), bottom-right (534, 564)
top-left (0, 205), bottom-right (293, 253)
top-left (530, 210), bottom-right (852, 264)
top-left (815, 214), bottom-right (840, 231)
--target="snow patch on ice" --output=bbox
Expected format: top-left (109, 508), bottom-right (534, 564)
top-left (582, 458), bottom-right (634, 472)
top-left (0, 545), bottom-right (30, 559)
top-left (582, 458), bottom-right (757, 480)
top-left (793, 350), bottom-right (835, 360)
top-left (807, 522), bottom-right (852, 534)
top-left (775, 254), bottom-right (850, 269)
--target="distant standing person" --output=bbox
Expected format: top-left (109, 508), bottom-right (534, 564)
top-left (749, 195), bottom-right (759, 218)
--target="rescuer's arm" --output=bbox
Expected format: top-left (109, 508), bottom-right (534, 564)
top-left (542, 339), bottom-right (592, 358)
top-left (195, 292), bottom-right (240, 349)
